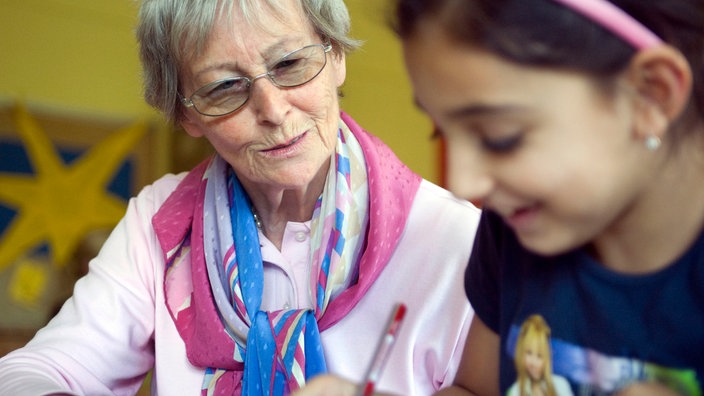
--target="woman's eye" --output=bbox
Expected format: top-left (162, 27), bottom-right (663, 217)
top-left (201, 78), bottom-right (248, 99)
top-left (273, 57), bottom-right (301, 71)
top-left (481, 134), bottom-right (522, 153)
top-left (214, 79), bottom-right (247, 93)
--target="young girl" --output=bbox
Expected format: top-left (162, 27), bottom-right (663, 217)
top-left (396, 0), bottom-right (704, 395)
top-left (295, 0), bottom-right (704, 395)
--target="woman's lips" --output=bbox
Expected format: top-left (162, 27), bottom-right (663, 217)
top-left (261, 132), bottom-right (308, 159)
top-left (262, 133), bottom-right (306, 153)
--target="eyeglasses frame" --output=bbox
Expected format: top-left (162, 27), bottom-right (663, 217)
top-left (179, 42), bottom-right (333, 117)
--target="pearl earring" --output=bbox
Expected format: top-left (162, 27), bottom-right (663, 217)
top-left (645, 135), bottom-right (661, 151)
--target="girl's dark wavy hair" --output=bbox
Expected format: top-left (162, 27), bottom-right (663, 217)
top-left (392, 0), bottom-right (704, 138)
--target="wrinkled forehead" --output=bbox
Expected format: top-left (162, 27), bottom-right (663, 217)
top-left (179, 0), bottom-right (312, 65)
top-left (227, 0), bottom-right (307, 35)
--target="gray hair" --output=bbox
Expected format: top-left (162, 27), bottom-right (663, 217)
top-left (136, 0), bottom-right (361, 122)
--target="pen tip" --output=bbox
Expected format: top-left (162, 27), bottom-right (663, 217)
top-left (362, 382), bottom-right (375, 396)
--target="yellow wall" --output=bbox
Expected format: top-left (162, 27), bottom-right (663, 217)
top-left (0, 0), bottom-right (438, 182)
top-left (0, 1), bottom-right (149, 117)
top-left (344, 0), bottom-right (437, 181)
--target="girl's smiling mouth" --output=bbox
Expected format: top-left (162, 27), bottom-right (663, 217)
top-left (503, 203), bottom-right (541, 232)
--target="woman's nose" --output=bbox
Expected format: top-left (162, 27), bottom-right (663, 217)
top-left (249, 76), bottom-right (289, 126)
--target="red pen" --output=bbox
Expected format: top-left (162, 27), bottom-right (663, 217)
top-left (356, 303), bottom-right (407, 396)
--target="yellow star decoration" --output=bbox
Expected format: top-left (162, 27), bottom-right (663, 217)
top-left (8, 256), bottom-right (48, 308)
top-left (0, 104), bottom-right (147, 271)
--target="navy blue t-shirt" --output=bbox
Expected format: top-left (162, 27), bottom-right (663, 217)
top-left (466, 210), bottom-right (704, 396)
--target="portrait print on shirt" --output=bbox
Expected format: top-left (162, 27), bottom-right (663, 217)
top-left (505, 314), bottom-right (701, 396)
top-left (507, 315), bottom-right (573, 396)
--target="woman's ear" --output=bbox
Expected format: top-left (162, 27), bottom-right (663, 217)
top-left (332, 51), bottom-right (347, 88)
top-left (626, 45), bottom-right (692, 137)
top-left (179, 111), bottom-right (206, 138)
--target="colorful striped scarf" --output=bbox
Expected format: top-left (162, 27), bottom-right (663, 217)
top-left (153, 113), bottom-right (422, 395)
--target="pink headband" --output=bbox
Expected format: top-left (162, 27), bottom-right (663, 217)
top-left (551, 0), bottom-right (662, 49)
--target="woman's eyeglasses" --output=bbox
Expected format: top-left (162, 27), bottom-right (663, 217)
top-left (180, 43), bottom-right (333, 117)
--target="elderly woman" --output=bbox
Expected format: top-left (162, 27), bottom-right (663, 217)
top-left (0, 0), bottom-right (479, 395)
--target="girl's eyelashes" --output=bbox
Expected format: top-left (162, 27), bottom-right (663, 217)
top-left (429, 118), bottom-right (525, 153)
top-left (480, 133), bottom-right (522, 153)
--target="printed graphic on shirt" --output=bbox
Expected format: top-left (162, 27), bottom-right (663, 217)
top-left (506, 315), bottom-right (702, 396)
top-left (506, 315), bottom-right (574, 396)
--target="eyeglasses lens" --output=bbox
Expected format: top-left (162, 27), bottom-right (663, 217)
top-left (189, 44), bottom-right (329, 116)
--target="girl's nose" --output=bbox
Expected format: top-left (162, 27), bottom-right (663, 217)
top-left (444, 139), bottom-right (493, 205)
